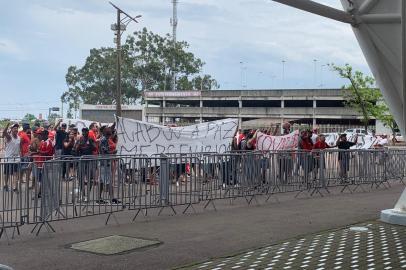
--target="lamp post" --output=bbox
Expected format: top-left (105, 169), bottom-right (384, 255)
top-left (110, 2), bottom-right (141, 117)
top-left (239, 61), bottom-right (244, 89)
top-left (282, 60), bottom-right (286, 88)
top-left (319, 64), bottom-right (327, 88)
top-left (270, 74), bottom-right (276, 89)
top-left (313, 59), bottom-right (318, 88)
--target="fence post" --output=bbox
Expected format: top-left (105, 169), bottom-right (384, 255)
top-left (320, 151), bottom-right (326, 189)
top-left (159, 155), bottom-right (170, 206)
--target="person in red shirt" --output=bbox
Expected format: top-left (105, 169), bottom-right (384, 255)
top-left (32, 130), bottom-right (54, 198)
top-left (313, 134), bottom-right (333, 150)
top-left (18, 123), bottom-right (32, 185)
top-left (89, 122), bottom-right (100, 155)
top-left (19, 123), bottom-right (31, 158)
top-left (298, 130), bottom-right (314, 181)
top-left (312, 134), bottom-right (333, 175)
top-left (39, 130), bottom-right (55, 159)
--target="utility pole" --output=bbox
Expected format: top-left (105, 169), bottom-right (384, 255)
top-left (171, 0), bottom-right (178, 91)
top-left (110, 2), bottom-right (141, 117)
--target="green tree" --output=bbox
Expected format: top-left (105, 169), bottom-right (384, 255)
top-left (22, 113), bottom-right (37, 122)
top-left (331, 64), bottom-right (381, 131)
top-left (62, 28), bottom-right (218, 116)
top-left (373, 102), bottom-right (398, 143)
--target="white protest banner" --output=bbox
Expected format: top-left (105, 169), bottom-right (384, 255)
top-left (325, 133), bottom-right (339, 147)
top-left (350, 134), bottom-right (379, 149)
top-left (116, 117), bottom-right (238, 156)
top-left (324, 133), bottom-right (378, 149)
top-left (256, 131), bottom-right (299, 151)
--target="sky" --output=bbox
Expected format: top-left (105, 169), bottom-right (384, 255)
top-left (0, 0), bottom-right (371, 119)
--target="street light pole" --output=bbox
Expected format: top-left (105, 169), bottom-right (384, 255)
top-left (115, 8), bottom-right (122, 117)
top-left (282, 60), bottom-right (286, 88)
top-left (240, 61), bottom-right (244, 89)
top-left (109, 2), bottom-right (141, 118)
top-left (313, 59), bottom-right (318, 88)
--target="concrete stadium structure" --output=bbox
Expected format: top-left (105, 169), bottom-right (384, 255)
top-left (144, 89), bottom-right (373, 129)
top-left (79, 104), bottom-right (143, 123)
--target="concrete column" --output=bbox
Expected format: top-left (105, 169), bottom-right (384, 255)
top-left (200, 99), bottom-right (203, 123)
top-left (313, 99), bottom-right (316, 128)
top-left (163, 100), bottom-right (166, 108)
top-left (280, 100), bottom-right (285, 130)
top-left (238, 100), bottom-right (242, 108)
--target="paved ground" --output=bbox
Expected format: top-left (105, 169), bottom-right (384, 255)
top-left (181, 222), bottom-right (406, 270)
top-left (0, 183), bottom-right (404, 270)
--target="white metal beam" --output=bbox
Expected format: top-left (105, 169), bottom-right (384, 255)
top-left (272, 0), bottom-right (354, 24)
top-left (358, 0), bottom-right (379, 15)
top-left (402, 0), bottom-right (406, 135)
top-left (360, 14), bottom-right (401, 24)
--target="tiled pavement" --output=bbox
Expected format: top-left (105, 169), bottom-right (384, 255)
top-left (181, 222), bottom-right (406, 270)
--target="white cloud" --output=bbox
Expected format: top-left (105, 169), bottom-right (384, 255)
top-left (0, 39), bottom-right (26, 60)
top-left (0, 0), bottom-right (375, 119)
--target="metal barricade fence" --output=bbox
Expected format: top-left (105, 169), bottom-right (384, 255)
top-left (0, 158), bottom-right (26, 237)
top-left (0, 156), bottom-right (125, 234)
top-left (386, 149), bottom-right (406, 183)
top-left (0, 149), bottom-right (405, 240)
top-left (125, 154), bottom-right (202, 218)
top-left (201, 152), bottom-right (266, 207)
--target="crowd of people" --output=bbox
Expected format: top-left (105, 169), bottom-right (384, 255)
top-left (1, 120), bottom-right (391, 196)
top-left (231, 122), bottom-right (390, 180)
top-left (232, 122), bottom-right (389, 151)
top-left (1, 120), bottom-right (119, 203)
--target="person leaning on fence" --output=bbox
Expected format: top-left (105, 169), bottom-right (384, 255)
top-left (31, 130), bottom-right (54, 198)
top-left (298, 130), bottom-right (314, 182)
top-left (2, 123), bottom-right (21, 192)
top-left (62, 130), bottom-right (76, 181)
top-left (75, 127), bottom-right (96, 202)
top-left (54, 119), bottom-right (68, 157)
top-left (278, 122), bottom-right (293, 183)
top-left (19, 123), bottom-right (32, 184)
top-left (312, 134), bottom-right (333, 176)
top-left (29, 128), bottom-right (42, 189)
top-left (97, 127), bottom-right (120, 204)
top-left (336, 133), bottom-right (358, 180)
top-left (89, 122), bottom-right (100, 156)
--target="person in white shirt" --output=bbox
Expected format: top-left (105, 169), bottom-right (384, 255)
top-left (375, 134), bottom-right (389, 148)
top-left (2, 123), bottom-right (21, 192)
top-left (311, 128), bottom-right (319, 144)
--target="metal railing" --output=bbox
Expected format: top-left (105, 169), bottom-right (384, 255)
top-left (0, 149), bottom-right (404, 241)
